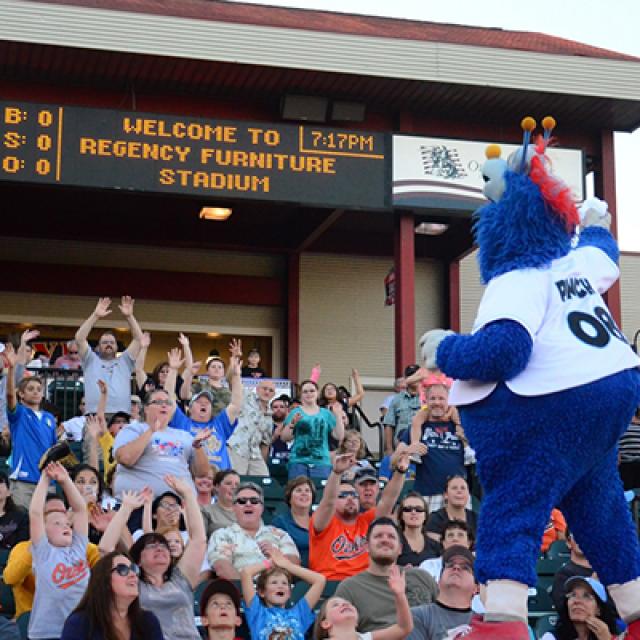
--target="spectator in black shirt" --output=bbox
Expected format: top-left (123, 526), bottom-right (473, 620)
top-left (396, 492), bottom-right (440, 567)
top-left (0, 472), bottom-right (29, 550)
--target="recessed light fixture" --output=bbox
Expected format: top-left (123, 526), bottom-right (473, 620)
top-left (200, 207), bottom-right (232, 221)
top-left (415, 222), bottom-right (449, 236)
top-left (207, 332), bottom-right (221, 338)
top-left (115, 327), bottom-right (128, 333)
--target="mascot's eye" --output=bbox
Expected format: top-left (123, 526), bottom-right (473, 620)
top-left (482, 174), bottom-right (490, 183)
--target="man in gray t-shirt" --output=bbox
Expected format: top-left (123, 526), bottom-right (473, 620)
top-left (408, 546), bottom-right (476, 640)
top-left (336, 516), bottom-right (438, 632)
top-left (75, 296), bottom-right (143, 414)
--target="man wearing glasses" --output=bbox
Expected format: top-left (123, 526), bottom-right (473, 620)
top-left (207, 482), bottom-right (300, 579)
top-left (53, 340), bottom-right (82, 370)
top-left (408, 546), bottom-right (477, 640)
top-left (227, 379), bottom-right (276, 476)
top-left (309, 445), bottom-right (412, 580)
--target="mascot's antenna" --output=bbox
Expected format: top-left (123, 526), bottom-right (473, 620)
top-left (518, 116), bottom-right (537, 173)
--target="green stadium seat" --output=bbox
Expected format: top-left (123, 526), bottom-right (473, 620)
top-left (535, 613), bottom-right (559, 639)
top-left (527, 582), bottom-right (555, 619)
top-left (546, 540), bottom-right (570, 561)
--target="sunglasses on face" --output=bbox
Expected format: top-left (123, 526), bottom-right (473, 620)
top-left (337, 491), bottom-right (358, 499)
top-left (402, 505), bottom-right (426, 513)
top-left (147, 399), bottom-right (172, 406)
top-left (112, 563), bottom-right (140, 577)
top-left (234, 497), bottom-right (262, 505)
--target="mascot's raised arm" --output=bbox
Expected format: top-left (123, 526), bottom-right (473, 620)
top-left (422, 117), bottom-right (640, 639)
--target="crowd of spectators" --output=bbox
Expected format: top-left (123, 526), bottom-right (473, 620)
top-left (0, 295), bottom-right (637, 640)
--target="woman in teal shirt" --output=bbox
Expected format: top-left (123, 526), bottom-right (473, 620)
top-left (286, 380), bottom-right (344, 479)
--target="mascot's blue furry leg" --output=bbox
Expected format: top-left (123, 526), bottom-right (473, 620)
top-left (460, 369), bottom-right (640, 622)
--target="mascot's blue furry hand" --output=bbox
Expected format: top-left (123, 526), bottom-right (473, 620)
top-left (437, 320), bottom-right (533, 382)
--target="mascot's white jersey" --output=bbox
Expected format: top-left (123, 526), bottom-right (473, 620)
top-left (449, 245), bottom-right (640, 406)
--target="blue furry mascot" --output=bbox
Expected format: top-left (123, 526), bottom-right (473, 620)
top-left (422, 117), bottom-right (640, 638)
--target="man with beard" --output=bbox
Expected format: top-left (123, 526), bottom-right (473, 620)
top-left (334, 517), bottom-right (438, 632)
top-left (75, 296), bottom-right (144, 415)
top-left (410, 385), bottom-right (466, 512)
top-left (309, 445), bottom-right (414, 580)
top-left (270, 395), bottom-right (292, 462)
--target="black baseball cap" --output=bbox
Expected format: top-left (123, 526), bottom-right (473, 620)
top-left (200, 578), bottom-right (242, 616)
top-left (404, 364), bottom-right (420, 377)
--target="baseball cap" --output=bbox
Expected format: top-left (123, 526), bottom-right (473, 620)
top-left (189, 389), bottom-right (214, 408)
top-left (404, 364), bottom-right (420, 377)
top-left (353, 468), bottom-right (378, 485)
top-left (200, 578), bottom-right (242, 616)
top-left (442, 545), bottom-right (475, 570)
top-left (565, 576), bottom-right (607, 602)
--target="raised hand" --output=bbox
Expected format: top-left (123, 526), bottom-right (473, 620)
top-left (118, 296), bottom-right (135, 318)
top-left (97, 379), bottom-right (108, 396)
top-left (88, 505), bottom-right (116, 532)
top-left (406, 442), bottom-right (428, 457)
top-left (150, 418), bottom-right (163, 433)
top-left (387, 564), bottom-right (406, 595)
top-left (140, 332), bottom-right (151, 349)
top-left (94, 297), bottom-right (112, 318)
top-left (177, 333), bottom-right (190, 348)
top-left (120, 490), bottom-right (147, 511)
top-left (267, 546), bottom-right (291, 568)
top-left (227, 355), bottom-right (242, 378)
top-left (20, 329), bottom-right (40, 345)
top-left (164, 474), bottom-right (191, 497)
top-left (167, 347), bottom-right (184, 371)
top-left (333, 453), bottom-right (355, 475)
top-left (193, 428), bottom-right (211, 448)
top-left (85, 414), bottom-right (105, 440)
top-left (228, 338), bottom-right (242, 359)
top-left (45, 461), bottom-right (70, 484)
top-left (4, 343), bottom-right (18, 368)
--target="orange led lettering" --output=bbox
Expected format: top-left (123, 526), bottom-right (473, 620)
top-left (4, 107), bottom-right (23, 124)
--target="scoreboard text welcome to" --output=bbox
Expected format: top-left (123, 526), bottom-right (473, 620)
top-left (1, 102), bottom-right (389, 210)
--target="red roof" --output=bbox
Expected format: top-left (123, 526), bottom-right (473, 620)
top-left (35, 0), bottom-right (639, 62)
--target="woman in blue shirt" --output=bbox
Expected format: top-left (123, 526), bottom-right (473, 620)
top-left (272, 476), bottom-right (316, 566)
top-left (286, 380), bottom-right (344, 480)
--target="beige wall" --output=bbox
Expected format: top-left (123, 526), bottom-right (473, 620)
top-left (298, 253), bottom-right (445, 388)
top-left (460, 249), bottom-right (640, 343)
top-left (620, 253), bottom-right (640, 344)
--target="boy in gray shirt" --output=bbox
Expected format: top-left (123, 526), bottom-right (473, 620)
top-left (28, 461), bottom-right (90, 640)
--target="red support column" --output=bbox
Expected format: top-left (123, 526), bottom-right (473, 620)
top-left (287, 253), bottom-right (300, 383)
top-left (595, 130), bottom-right (622, 325)
top-left (394, 212), bottom-right (416, 376)
top-left (449, 260), bottom-right (461, 332)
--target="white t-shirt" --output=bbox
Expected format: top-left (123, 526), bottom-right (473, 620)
top-left (450, 246), bottom-right (640, 406)
top-left (61, 416), bottom-right (85, 441)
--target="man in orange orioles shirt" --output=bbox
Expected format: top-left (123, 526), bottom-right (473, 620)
top-left (309, 442), bottom-right (424, 580)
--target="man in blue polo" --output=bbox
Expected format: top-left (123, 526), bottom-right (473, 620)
top-left (5, 344), bottom-right (57, 508)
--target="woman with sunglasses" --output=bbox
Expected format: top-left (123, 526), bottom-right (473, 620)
top-left (540, 576), bottom-right (619, 640)
top-left (395, 492), bottom-right (440, 567)
top-left (99, 475), bottom-right (206, 640)
top-left (60, 551), bottom-right (163, 640)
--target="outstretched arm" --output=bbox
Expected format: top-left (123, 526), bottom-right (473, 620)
top-left (371, 565), bottom-right (413, 640)
top-left (437, 320), bottom-right (533, 382)
top-left (224, 355), bottom-right (244, 423)
top-left (135, 332), bottom-right (151, 390)
top-left (577, 197), bottom-right (618, 265)
top-left (119, 296), bottom-right (143, 359)
top-left (76, 298), bottom-right (112, 357)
